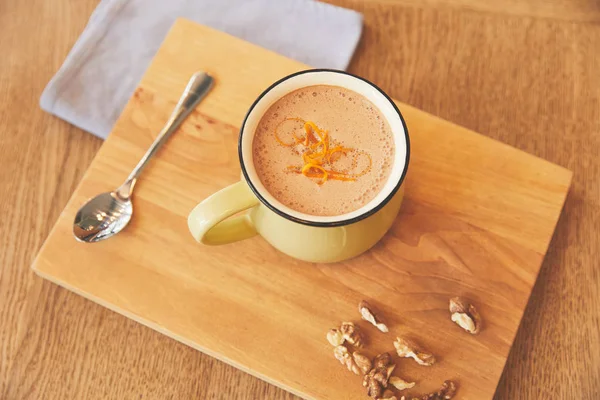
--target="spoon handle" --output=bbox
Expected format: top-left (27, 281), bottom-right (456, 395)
top-left (117, 72), bottom-right (214, 198)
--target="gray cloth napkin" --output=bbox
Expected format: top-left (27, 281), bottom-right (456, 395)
top-left (40, 0), bottom-right (363, 139)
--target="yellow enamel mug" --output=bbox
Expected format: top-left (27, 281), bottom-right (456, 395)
top-left (188, 69), bottom-right (410, 263)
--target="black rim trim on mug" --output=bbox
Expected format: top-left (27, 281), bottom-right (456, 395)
top-left (238, 69), bottom-right (411, 228)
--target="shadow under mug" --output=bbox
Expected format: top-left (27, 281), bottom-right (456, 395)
top-left (188, 69), bottom-right (410, 263)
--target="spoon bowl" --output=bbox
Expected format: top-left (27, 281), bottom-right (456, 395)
top-left (73, 191), bottom-right (133, 243)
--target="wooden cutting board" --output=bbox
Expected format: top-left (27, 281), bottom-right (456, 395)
top-left (33, 19), bottom-right (572, 400)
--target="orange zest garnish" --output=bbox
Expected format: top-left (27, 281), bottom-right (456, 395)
top-left (352, 150), bottom-right (373, 177)
top-left (274, 117), bottom-right (305, 147)
top-left (302, 163), bottom-right (328, 185)
top-left (292, 132), bottom-right (304, 144)
top-left (327, 146), bottom-right (351, 163)
top-left (274, 119), bottom-right (372, 185)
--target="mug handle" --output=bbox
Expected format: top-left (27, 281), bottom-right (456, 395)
top-left (188, 181), bottom-right (260, 245)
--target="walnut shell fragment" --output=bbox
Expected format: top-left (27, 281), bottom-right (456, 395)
top-left (393, 336), bottom-right (436, 366)
top-left (359, 300), bottom-right (389, 333)
top-left (449, 297), bottom-right (481, 334)
top-left (333, 345), bottom-right (361, 375)
top-left (389, 376), bottom-right (416, 391)
top-left (327, 328), bottom-right (344, 346)
top-left (352, 351), bottom-right (372, 374)
top-left (340, 322), bottom-right (365, 347)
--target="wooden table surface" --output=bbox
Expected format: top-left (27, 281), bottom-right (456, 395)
top-left (0, 0), bottom-right (598, 399)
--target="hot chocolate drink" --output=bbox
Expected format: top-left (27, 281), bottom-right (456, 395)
top-left (252, 85), bottom-right (395, 216)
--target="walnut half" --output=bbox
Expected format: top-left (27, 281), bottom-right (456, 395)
top-left (449, 297), bottom-right (481, 334)
top-left (393, 336), bottom-right (436, 366)
top-left (359, 300), bottom-right (389, 333)
top-left (363, 353), bottom-right (396, 398)
top-left (340, 322), bottom-right (365, 348)
top-left (333, 345), bottom-right (361, 375)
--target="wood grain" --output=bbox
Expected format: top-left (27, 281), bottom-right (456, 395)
top-left (357, 0), bottom-right (600, 22)
top-left (31, 19), bottom-right (570, 400)
top-left (0, 1), bottom-right (598, 400)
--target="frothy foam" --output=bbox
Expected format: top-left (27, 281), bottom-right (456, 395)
top-left (252, 85), bottom-right (395, 217)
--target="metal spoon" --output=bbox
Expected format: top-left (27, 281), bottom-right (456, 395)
top-left (73, 72), bottom-right (214, 243)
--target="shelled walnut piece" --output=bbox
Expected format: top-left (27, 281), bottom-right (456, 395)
top-left (373, 352), bottom-right (393, 369)
top-left (325, 305), bottom-right (461, 399)
top-left (333, 345), bottom-right (362, 375)
top-left (340, 322), bottom-right (365, 347)
top-left (358, 300), bottom-right (389, 333)
top-left (389, 376), bottom-right (416, 391)
top-left (393, 336), bottom-right (436, 366)
top-left (363, 353), bottom-right (396, 399)
top-left (449, 297), bottom-right (482, 334)
top-left (327, 328), bottom-right (345, 346)
top-left (352, 352), bottom-right (372, 374)
top-left (400, 380), bottom-right (457, 400)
